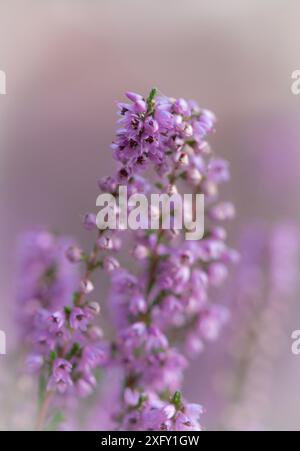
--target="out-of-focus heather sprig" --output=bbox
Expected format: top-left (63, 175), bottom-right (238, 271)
top-left (16, 229), bottom-right (78, 339)
top-left (16, 89), bottom-right (237, 431)
top-left (217, 222), bottom-right (299, 430)
top-left (16, 229), bottom-right (110, 429)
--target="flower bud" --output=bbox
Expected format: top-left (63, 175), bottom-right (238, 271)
top-left (88, 326), bottom-right (104, 340)
top-left (97, 235), bottom-right (113, 250)
top-left (86, 302), bottom-right (101, 316)
top-left (103, 256), bottom-right (120, 272)
top-left (175, 152), bottom-right (189, 166)
top-left (134, 100), bottom-right (147, 113)
top-left (202, 180), bottom-right (218, 198)
top-left (83, 213), bottom-right (97, 231)
top-left (126, 91), bottom-right (143, 102)
top-left (132, 244), bottom-right (149, 260)
top-left (209, 202), bottom-right (235, 221)
top-left (124, 388), bottom-right (140, 407)
top-left (186, 168), bottom-right (202, 185)
top-left (66, 245), bottom-right (83, 263)
top-left (166, 184), bottom-right (178, 195)
top-left (80, 279), bottom-right (94, 294)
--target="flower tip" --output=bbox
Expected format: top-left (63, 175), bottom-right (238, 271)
top-left (126, 91), bottom-right (143, 102)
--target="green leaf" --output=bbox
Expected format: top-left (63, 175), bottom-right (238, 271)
top-left (49, 350), bottom-right (57, 362)
top-left (146, 87), bottom-right (157, 112)
top-left (172, 390), bottom-right (182, 409)
top-left (137, 393), bottom-right (148, 408)
top-left (66, 342), bottom-right (81, 360)
top-left (64, 305), bottom-right (72, 315)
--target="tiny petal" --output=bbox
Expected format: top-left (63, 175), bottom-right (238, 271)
top-left (66, 245), bottom-right (83, 263)
top-left (80, 279), bottom-right (94, 294)
top-left (124, 388), bottom-right (140, 406)
top-left (97, 236), bottom-right (113, 250)
top-left (83, 213), bottom-right (97, 231)
top-left (132, 244), bottom-right (149, 260)
top-left (126, 91), bottom-right (143, 102)
top-left (134, 100), bottom-right (147, 113)
top-left (103, 256), bottom-right (120, 272)
top-left (86, 302), bottom-right (101, 316)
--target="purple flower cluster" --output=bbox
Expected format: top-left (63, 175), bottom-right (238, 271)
top-left (27, 299), bottom-right (107, 397)
top-left (120, 390), bottom-right (203, 431)
top-left (16, 229), bottom-right (78, 339)
top-left (17, 89), bottom-right (237, 431)
top-left (112, 89), bottom-right (216, 179)
top-left (97, 90), bottom-right (237, 430)
top-left (17, 229), bottom-right (108, 412)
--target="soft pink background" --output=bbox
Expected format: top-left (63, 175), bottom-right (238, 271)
top-left (0, 0), bottom-right (300, 429)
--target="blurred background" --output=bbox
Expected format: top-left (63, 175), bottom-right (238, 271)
top-left (0, 0), bottom-right (300, 430)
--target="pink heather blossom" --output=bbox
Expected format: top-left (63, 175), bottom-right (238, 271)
top-left (16, 89), bottom-right (237, 431)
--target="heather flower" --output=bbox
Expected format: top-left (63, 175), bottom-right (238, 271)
top-left (119, 391), bottom-right (203, 431)
top-left (47, 372), bottom-right (73, 394)
top-left (66, 245), bottom-right (83, 263)
top-left (197, 305), bottom-right (229, 342)
top-left (70, 307), bottom-right (89, 331)
top-left (80, 279), bottom-right (94, 294)
top-left (207, 158), bottom-right (230, 183)
top-left (33, 331), bottom-right (55, 353)
top-left (124, 388), bottom-right (140, 407)
top-left (132, 244), bottom-right (149, 260)
top-left (129, 294), bottom-right (147, 316)
top-left (47, 311), bottom-right (65, 333)
top-left (83, 213), bottom-right (97, 231)
top-left (207, 262), bottom-right (228, 286)
top-left (103, 255), bottom-right (120, 272)
top-left (98, 175), bottom-right (118, 193)
top-left (16, 89), bottom-right (237, 431)
top-left (53, 359), bottom-right (72, 378)
top-left (16, 229), bottom-right (79, 338)
top-left (209, 202), bottom-right (235, 221)
top-left (97, 235), bottom-right (113, 250)
top-left (112, 89), bottom-right (217, 176)
top-left (86, 301), bottom-right (101, 316)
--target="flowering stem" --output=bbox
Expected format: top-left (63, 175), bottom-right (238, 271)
top-left (35, 391), bottom-right (53, 431)
top-left (76, 238), bottom-right (101, 306)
